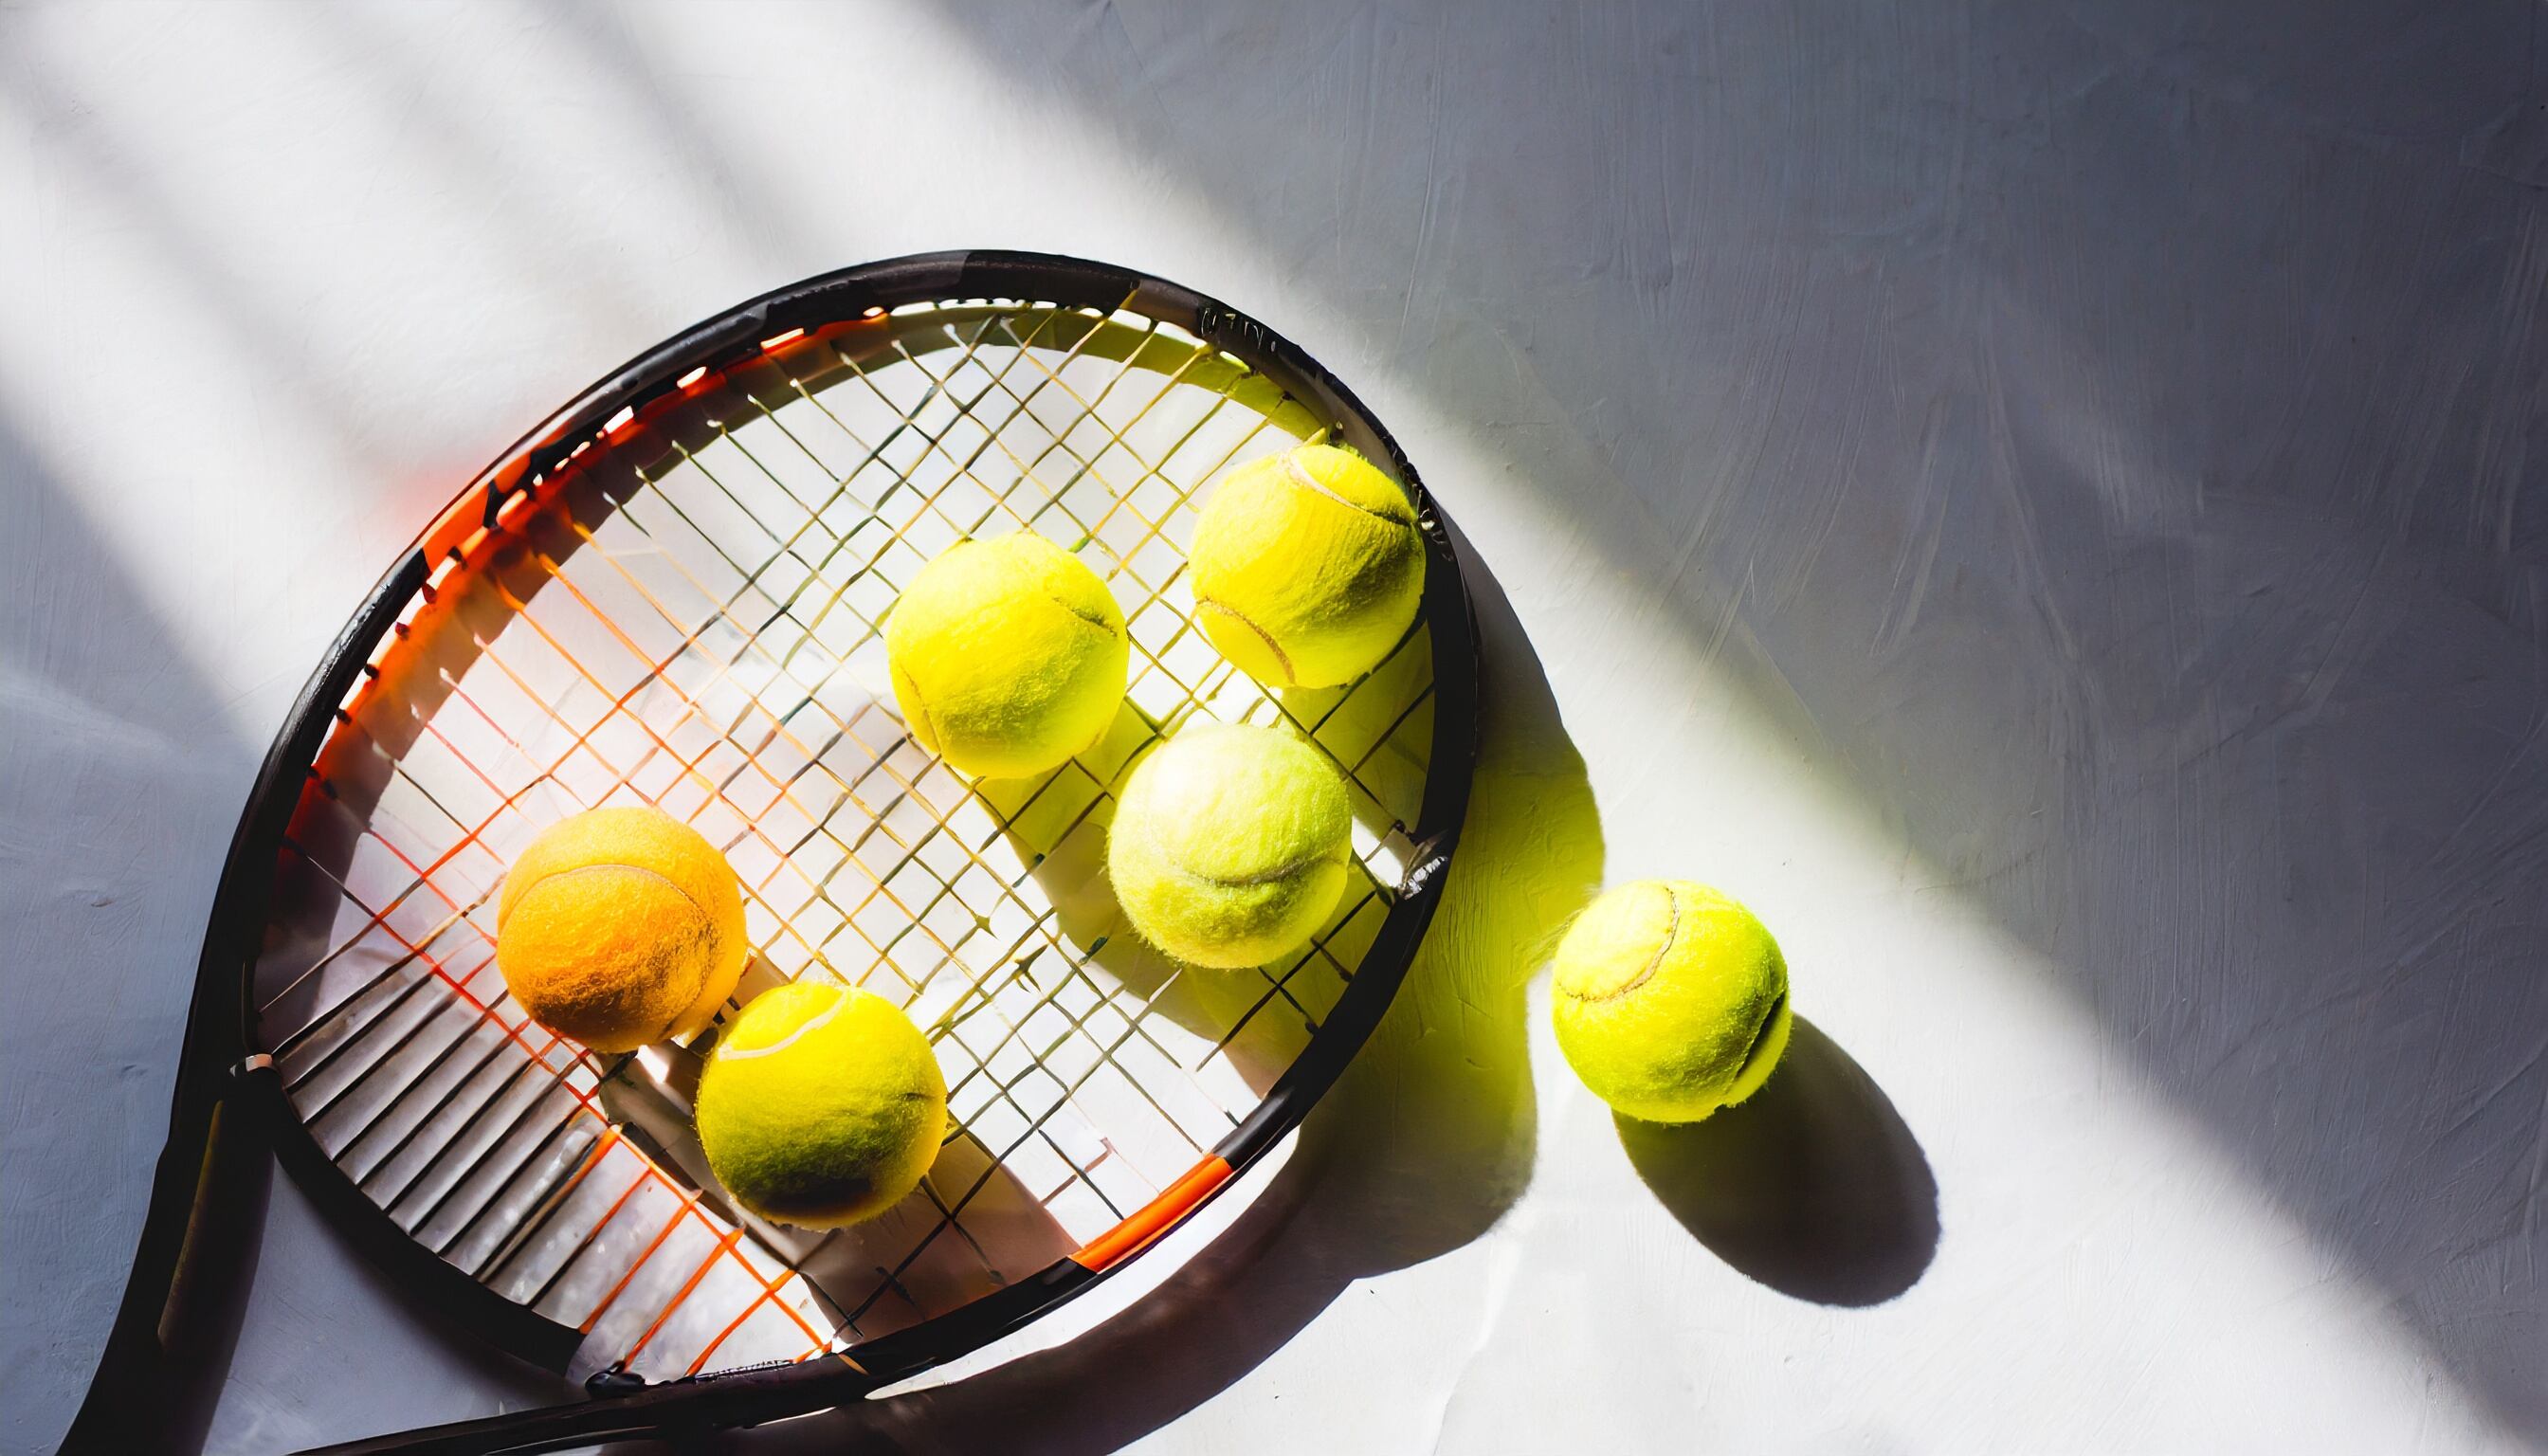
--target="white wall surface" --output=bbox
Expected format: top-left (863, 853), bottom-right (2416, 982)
top-left (5, 1), bottom-right (2546, 1451)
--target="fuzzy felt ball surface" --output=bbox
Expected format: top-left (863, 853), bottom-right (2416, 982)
top-left (695, 981), bottom-right (949, 1228)
top-left (496, 807), bottom-right (748, 1054)
top-left (1549, 880), bottom-right (1792, 1123)
top-left (1189, 444), bottom-right (1425, 689)
top-left (887, 532), bottom-right (1129, 779)
top-left (1105, 721), bottom-right (1354, 969)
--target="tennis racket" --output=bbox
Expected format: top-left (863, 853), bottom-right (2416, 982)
top-left (65, 251), bottom-right (1478, 1455)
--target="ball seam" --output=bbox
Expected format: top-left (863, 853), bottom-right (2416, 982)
top-left (1193, 596), bottom-right (1297, 684)
top-left (714, 990), bottom-right (850, 1061)
top-left (1134, 792), bottom-right (1347, 888)
top-left (1045, 589), bottom-right (1121, 634)
top-left (1556, 882), bottom-right (1682, 1004)
top-left (900, 675), bottom-right (944, 757)
top-left (1730, 991), bottom-right (1790, 1082)
top-left (509, 861), bottom-right (726, 1044)
top-left (511, 859), bottom-right (715, 923)
top-left (1282, 451), bottom-right (1416, 528)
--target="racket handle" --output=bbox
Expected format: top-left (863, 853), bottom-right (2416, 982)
top-left (295, 1357), bottom-right (876, 1456)
top-left (63, 1063), bottom-right (277, 1453)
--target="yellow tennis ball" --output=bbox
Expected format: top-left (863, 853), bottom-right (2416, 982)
top-left (1549, 881), bottom-right (1792, 1124)
top-left (695, 982), bottom-right (948, 1228)
top-left (1106, 722), bottom-right (1354, 968)
top-left (886, 532), bottom-right (1129, 779)
top-left (1188, 443), bottom-right (1426, 689)
top-left (496, 807), bottom-right (749, 1054)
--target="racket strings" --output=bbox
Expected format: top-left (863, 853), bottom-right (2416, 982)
top-left (471, 308), bottom-right (1183, 998)
top-left (253, 300), bottom-right (1435, 1380)
top-left (291, 518), bottom-right (1136, 1346)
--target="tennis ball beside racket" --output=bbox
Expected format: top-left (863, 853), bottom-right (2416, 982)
top-left (1189, 443), bottom-right (1426, 689)
top-left (1106, 722), bottom-right (1353, 968)
top-left (695, 981), bottom-right (948, 1228)
top-left (1550, 881), bottom-right (1792, 1123)
top-left (887, 533), bottom-right (1129, 779)
top-left (496, 807), bottom-right (748, 1054)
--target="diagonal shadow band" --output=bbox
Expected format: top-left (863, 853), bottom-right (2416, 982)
top-left (1614, 1015), bottom-right (1937, 1309)
top-left (909, 0), bottom-right (2548, 1433)
top-left (0, 413), bottom-right (272, 1453)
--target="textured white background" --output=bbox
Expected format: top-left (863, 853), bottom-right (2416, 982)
top-left (7, 2), bottom-right (2548, 1451)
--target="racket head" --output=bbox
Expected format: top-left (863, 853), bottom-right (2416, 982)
top-left (222, 252), bottom-right (1478, 1396)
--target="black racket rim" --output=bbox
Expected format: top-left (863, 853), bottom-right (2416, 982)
top-left (79, 250), bottom-right (1482, 1448)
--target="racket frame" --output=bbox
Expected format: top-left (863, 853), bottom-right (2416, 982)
top-left (68, 251), bottom-right (1480, 1453)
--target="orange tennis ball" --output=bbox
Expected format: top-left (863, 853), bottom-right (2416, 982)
top-left (496, 807), bottom-right (749, 1053)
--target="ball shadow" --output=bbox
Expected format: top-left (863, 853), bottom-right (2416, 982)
top-left (665, 526), bottom-right (1605, 1455)
top-left (1614, 1017), bottom-right (1936, 1308)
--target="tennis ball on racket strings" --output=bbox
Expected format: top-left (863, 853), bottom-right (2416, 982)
top-left (1107, 722), bottom-right (1354, 969)
top-left (1549, 881), bottom-right (1792, 1124)
top-left (497, 807), bottom-right (748, 1054)
top-left (1189, 443), bottom-right (1427, 689)
top-left (695, 981), bottom-right (949, 1228)
top-left (886, 532), bottom-right (1129, 779)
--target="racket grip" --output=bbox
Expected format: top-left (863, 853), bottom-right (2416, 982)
top-left (295, 1357), bottom-right (877, 1456)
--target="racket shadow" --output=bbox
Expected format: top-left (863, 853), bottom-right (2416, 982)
top-left (975, 705), bottom-right (1305, 1102)
top-left (592, 967), bottom-right (1084, 1356)
top-left (701, 537), bottom-right (1605, 1454)
top-left (983, 658), bottom-right (1443, 1115)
